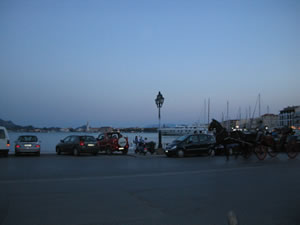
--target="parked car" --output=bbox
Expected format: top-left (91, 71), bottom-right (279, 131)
top-left (97, 132), bottom-right (129, 155)
top-left (0, 126), bottom-right (10, 157)
top-left (15, 135), bottom-right (41, 156)
top-left (56, 135), bottom-right (98, 156)
top-left (164, 133), bottom-right (216, 157)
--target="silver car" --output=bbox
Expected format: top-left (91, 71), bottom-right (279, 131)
top-left (15, 135), bottom-right (41, 156)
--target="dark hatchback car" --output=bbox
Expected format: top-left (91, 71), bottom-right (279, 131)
top-left (165, 133), bottom-right (216, 157)
top-left (56, 135), bottom-right (98, 156)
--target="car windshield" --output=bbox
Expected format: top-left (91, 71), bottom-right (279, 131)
top-left (19, 136), bottom-right (38, 142)
top-left (80, 136), bottom-right (96, 142)
top-left (173, 135), bottom-right (189, 143)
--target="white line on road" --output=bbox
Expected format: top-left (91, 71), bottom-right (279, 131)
top-left (0, 165), bottom-right (265, 185)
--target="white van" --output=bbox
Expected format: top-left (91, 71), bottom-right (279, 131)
top-left (0, 126), bottom-right (10, 157)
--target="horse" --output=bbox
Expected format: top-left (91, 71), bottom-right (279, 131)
top-left (208, 119), bottom-right (245, 159)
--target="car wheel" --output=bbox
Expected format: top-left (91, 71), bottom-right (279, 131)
top-left (56, 147), bottom-right (61, 155)
top-left (73, 148), bottom-right (80, 156)
top-left (15, 152), bottom-right (19, 156)
top-left (177, 149), bottom-right (185, 158)
top-left (4, 152), bottom-right (8, 157)
top-left (36, 151), bottom-right (40, 156)
top-left (93, 151), bottom-right (98, 156)
top-left (122, 150), bottom-right (128, 155)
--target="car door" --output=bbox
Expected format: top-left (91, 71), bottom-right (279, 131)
top-left (198, 134), bottom-right (211, 153)
top-left (97, 134), bottom-right (105, 150)
top-left (184, 135), bottom-right (200, 154)
top-left (69, 136), bottom-right (78, 152)
top-left (0, 128), bottom-right (6, 150)
top-left (61, 136), bottom-right (71, 152)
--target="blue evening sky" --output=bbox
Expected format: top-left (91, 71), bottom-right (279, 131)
top-left (0, 0), bottom-right (299, 127)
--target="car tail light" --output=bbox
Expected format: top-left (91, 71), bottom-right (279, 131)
top-left (7, 140), bottom-right (10, 147)
top-left (16, 145), bottom-right (21, 148)
top-left (36, 144), bottom-right (40, 148)
top-left (80, 141), bottom-right (85, 146)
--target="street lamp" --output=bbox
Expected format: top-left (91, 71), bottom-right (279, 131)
top-left (155, 91), bottom-right (164, 149)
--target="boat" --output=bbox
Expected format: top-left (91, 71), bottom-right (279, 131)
top-left (160, 125), bottom-right (208, 136)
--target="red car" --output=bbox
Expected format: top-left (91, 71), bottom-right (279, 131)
top-left (97, 132), bottom-right (129, 155)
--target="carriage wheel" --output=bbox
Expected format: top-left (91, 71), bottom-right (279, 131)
top-left (254, 145), bottom-right (267, 160)
top-left (243, 147), bottom-right (252, 159)
top-left (286, 143), bottom-right (298, 159)
top-left (267, 147), bottom-right (278, 158)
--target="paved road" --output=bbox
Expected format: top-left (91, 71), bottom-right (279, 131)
top-left (0, 153), bottom-right (300, 225)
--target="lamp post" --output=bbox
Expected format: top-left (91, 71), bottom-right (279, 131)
top-left (155, 91), bottom-right (164, 149)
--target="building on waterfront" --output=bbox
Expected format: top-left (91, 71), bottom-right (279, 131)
top-left (222, 119), bottom-right (239, 130)
top-left (261, 113), bottom-right (279, 130)
top-left (279, 106), bottom-right (300, 128)
top-left (86, 121), bottom-right (90, 132)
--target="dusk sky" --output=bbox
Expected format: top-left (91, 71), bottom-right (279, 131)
top-left (0, 0), bottom-right (299, 128)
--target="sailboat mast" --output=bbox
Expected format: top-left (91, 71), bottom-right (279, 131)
top-left (258, 93), bottom-right (261, 117)
top-left (204, 99), bottom-right (206, 125)
top-left (208, 98), bottom-right (210, 125)
top-left (227, 101), bottom-right (229, 130)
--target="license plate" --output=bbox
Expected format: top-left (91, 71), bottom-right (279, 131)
top-left (88, 144), bottom-right (95, 147)
top-left (24, 144), bottom-right (32, 147)
top-left (119, 147), bottom-right (124, 150)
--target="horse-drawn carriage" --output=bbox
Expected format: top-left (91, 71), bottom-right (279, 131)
top-left (208, 119), bottom-right (299, 160)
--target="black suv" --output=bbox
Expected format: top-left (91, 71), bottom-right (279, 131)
top-left (165, 134), bottom-right (216, 157)
top-left (56, 135), bottom-right (98, 156)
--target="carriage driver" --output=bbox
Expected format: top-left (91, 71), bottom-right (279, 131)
top-left (256, 120), bottom-right (265, 142)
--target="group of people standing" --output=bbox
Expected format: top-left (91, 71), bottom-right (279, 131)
top-left (133, 136), bottom-right (148, 147)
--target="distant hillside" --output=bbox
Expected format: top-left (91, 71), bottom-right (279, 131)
top-left (0, 119), bottom-right (21, 129)
top-left (0, 119), bottom-right (34, 131)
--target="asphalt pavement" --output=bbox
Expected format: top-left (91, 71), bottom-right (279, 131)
top-left (0, 153), bottom-right (300, 225)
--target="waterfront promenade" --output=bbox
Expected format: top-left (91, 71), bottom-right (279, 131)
top-left (0, 154), bottom-right (300, 225)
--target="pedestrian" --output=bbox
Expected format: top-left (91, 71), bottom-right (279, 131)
top-left (134, 136), bottom-right (138, 145)
top-left (139, 136), bottom-right (144, 144)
